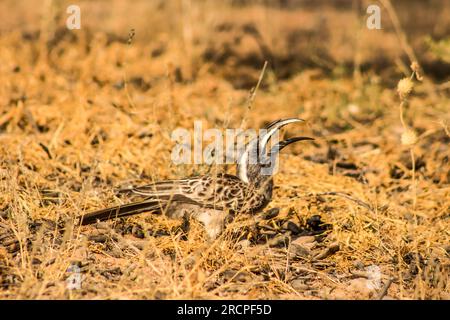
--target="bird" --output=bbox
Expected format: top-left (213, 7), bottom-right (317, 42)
top-left (79, 118), bottom-right (313, 239)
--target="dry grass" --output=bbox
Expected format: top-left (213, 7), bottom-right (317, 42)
top-left (0, 0), bottom-right (449, 300)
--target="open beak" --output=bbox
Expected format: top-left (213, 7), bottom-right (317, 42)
top-left (257, 136), bottom-right (314, 176)
top-left (237, 118), bottom-right (309, 182)
top-left (269, 136), bottom-right (314, 156)
top-left (238, 118), bottom-right (305, 167)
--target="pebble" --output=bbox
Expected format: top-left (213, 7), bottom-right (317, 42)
top-left (222, 270), bottom-right (250, 282)
top-left (237, 239), bottom-right (251, 249)
top-left (290, 236), bottom-right (317, 256)
top-left (286, 221), bottom-right (302, 234)
top-left (93, 222), bottom-right (110, 230)
top-left (132, 224), bottom-right (145, 239)
top-left (289, 243), bottom-right (311, 258)
top-left (267, 234), bottom-right (289, 248)
top-left (353, 260), bottom-right (365, 270)
top-left (348, 278), bottom-right (373, 298)
top-left (314, 242), bottom-right (340, 260)
top-left (107, 247), bottom-right (124, 258)
top-left (291, 279), bottom-right (310, 291)
top-left (263, 208), bottom-right (280, 220)
top-left (88, 234), bottom-right (108, 243)
top-left (292, 236), bottom-right (316, 245)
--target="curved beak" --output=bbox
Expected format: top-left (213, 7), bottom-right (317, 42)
top-left (258, 136), bottom-right (314, 176)
top-left (238, 118), bottom-right (305, 166)
top-left (237, 118), bottom-right (307, 182)
top-left (268, 136), bottom-right (314, 157)
top-left (260, 118), bottom-right (305, 154)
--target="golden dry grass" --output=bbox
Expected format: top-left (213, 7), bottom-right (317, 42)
top-left (0, 0), bottom-right (449, 299)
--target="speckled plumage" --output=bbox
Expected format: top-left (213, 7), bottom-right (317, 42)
top-left (80, 119), bottom-right (313, 239)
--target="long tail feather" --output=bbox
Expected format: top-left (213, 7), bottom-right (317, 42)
top-left (117, 180), bottom-right (186, 197)
top-left (80, 200), bottom-right (165, 225)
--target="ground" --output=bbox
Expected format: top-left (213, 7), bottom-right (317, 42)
top-left (0, 0), bottom-right (449, 299)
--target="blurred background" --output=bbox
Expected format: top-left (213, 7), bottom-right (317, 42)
top-left (1, 0), bottom-right (449, 89)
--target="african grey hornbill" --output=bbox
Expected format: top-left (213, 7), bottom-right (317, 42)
top-left (80, 118), bottom-right (313, 239)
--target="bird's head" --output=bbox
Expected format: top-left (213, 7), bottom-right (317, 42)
top-left (236, 118), bottom-right (313, 194)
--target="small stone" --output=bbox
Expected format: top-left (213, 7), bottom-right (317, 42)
top-left (88, 234), bottom-right (108, 243)
top-left (100, 267), bottom-right (122, 281)
top-left (267, 234), bottom-right (289, 248)
top-left (286, 221), bottom-right (301, 234)
top-left (263, 208), bottom-right (279, 220)
top-left (306, 215), bottom-right (322, 230)
top-left (132, 224), bottom-right (145, 239)
top-left (445, 245), bottom-right (450, 255)
top-left (0, 209), bottom-right (9, 219)
top-left (289, 243), bottom-right (311, 258)
top-left (314, 242), bottom-right (340, 260)
top-left (348, 278), bottom-right (372, 298)
top-left (72, 247), bottom-right (88, 261)
top-left (107, 247), bottom-right (123, 258)
top-left (291, 279), bottom-right (309, 291)
top-left (237, 239), bottom-right (250, 249)
top-left (184, 255), bottom-right (197, 269)
top-left (291, 236), bottom-right (317, 252)
top-left (292, 236), bottom-right (316, 245)
top-left (329, 288), bottom-right (349, 300)
top-left (353, 260), bottom-right (365, 270)
top-left (222, 270), bottom-right (250, 283)
top-left (94, 222), bottom-right (110, 230)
